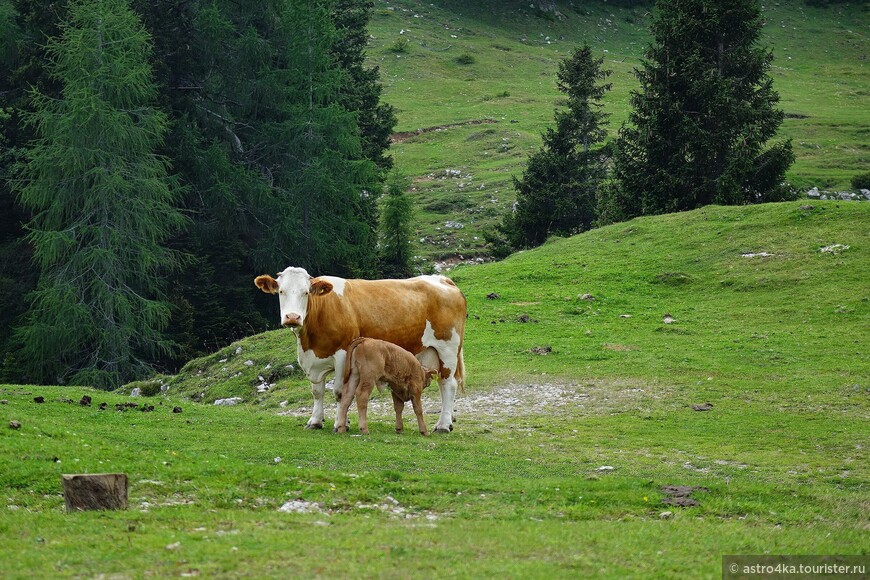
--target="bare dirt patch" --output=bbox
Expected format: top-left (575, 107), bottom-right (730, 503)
top-left (278, 379), bottom-right (675, 421)
top-left (391, 119), bottom-right (498, 143)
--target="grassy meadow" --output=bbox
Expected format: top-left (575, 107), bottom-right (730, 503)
top-left (2, 201), bottom-right (869, 577)
top-left (365, 0), bottom-right (869, 261)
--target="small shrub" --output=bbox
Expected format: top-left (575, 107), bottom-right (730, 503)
top-left (851, 172), bottom-right (870, 190)
top-left (455, 53), bottom-right (475, 65)
top-left (388, 37), bottom-right (409, 53)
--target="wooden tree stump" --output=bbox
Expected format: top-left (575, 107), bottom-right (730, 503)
top-left (61, 473), bottom-right (128, 512)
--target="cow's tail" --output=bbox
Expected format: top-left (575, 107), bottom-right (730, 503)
top-left (455, 344), bottom-right (466, 395)
top-left (343, 337), bottom-right (366, 386)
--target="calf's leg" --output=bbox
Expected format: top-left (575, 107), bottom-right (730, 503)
top-left (392, 393), bottom-right (405, 433)
top-left (355, 380), bottom-right (373, 435)
top-left (335, 369), bottom-right (358, 434)
top-left (411, 388), bottom-right (429, 436)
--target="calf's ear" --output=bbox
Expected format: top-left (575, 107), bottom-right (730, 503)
top-left (310, 279), bottom-right (334, 296)
top-left (422, 366), bottom-right (440, 382)
top-left (254, 275), bottom-right (279, 294)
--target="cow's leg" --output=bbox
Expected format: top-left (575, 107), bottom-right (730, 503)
top-left (331, 349), bottom-right (350, 430)
top-left (420, 323), bottom-right (461, 433)
top-left (434, 375), bottom-right (457, 434)
top-left (306, 379), bottom-right (326, 429)
top-left (411, 390), bottom-right (428, 436)
top-left (355, 381), bottom-right (372, 435)
top-left (392, 393), bottom-right (405, 433)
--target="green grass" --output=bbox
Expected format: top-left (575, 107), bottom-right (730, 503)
top-left (3, 201), bottom-right (869, 577)
top-left (365, 0), bottom-right (870, 260)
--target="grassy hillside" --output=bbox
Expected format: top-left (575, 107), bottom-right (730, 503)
top-left (363, 0), bottom-right (869, 261)
top-left (127, 200), bottom-right (870, 401)
top-left (2, 201), bottom-right (868, 577)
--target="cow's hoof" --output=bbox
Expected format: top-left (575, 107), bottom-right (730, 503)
top-left (434, 427), bottom-right (451, 434)
top-left (305, 422), bottom-right (323, 430)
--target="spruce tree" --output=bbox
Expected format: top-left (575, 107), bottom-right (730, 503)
top-left (331, 0), bottom-right (397, 172)
top-left (491, 45), bottom-right (611, 253)
top-left (264, 0), bottom-right (380, 278)
top-left (379, 170), bottom-right (414, 278)
top-left (15, 0), bottom-right (184, 389)
top-left (612, 0), bottom-right (794, 218)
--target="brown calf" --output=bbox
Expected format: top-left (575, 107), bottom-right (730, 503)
top-left (336, 338), bottom-right (438, 435)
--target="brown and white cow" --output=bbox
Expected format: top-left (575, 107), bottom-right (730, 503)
top-left (254, 266), bottom-right (466, 433)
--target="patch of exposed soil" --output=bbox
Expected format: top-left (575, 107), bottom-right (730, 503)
top-left (660, 485), bottom-right (709, 507)
top-left (278, 380), bottom-right (669, 422)
top-left (391, 119), bottom-right (498, 143)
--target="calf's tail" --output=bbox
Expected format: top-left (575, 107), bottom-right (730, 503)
top-left (343, 337), bottom-right (366, 385)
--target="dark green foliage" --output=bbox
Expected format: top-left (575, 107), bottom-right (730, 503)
top-left (490, 45), bottom-right (611, 253)
top-left (1, 0), bottom-right (393, 383)
top-left (13, 0), bottom-right (184, 389)
top-left (262, 0), bottom-right (381, 278)
top-left (379, 170), bottom-right (415, 278)
top-left (612, 0), bottom-right (794, 219)
top-left (851, 172), bottom-right (870, 190)
top-left (455, 53), bottom-right (475, 65)
top-left (331, 0), bottom-right (397, 172)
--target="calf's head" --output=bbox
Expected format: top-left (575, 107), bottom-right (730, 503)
top-left (254, 266), bottom-right (333, 329)
top-left (421, 366), bottom-right (439, 387)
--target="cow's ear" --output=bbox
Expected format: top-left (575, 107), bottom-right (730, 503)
top-left (254, 275), bottom-right (279, 294)
top-left (310, 279), bottom-right (333, 296)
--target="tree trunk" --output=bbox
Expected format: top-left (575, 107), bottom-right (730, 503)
top-left (62, 473), bottom-right (128, 512)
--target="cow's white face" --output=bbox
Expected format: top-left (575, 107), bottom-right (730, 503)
top-left (254, 266), bottom-right (333, 329)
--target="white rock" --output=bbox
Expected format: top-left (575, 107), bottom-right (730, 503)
top-left (278, 500), bottom-right (322, 514)
top-left (130, 388), bottom-right (141, 397)
top-left (214, 397), bottom-right (243, 406)
top-left (235, 347), bottom-right (243, 355)
top-left (820, 244), bottom-right (849, 254)
top-left (597, 465), bottom-right (615, 472)
top-left (244, 360), bottom-right (254, 366)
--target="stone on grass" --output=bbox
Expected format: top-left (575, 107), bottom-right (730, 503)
top-left (214, 397), bottom-right (243, 406)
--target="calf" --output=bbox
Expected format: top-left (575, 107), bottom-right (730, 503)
top-left (336, 338), bottom-right (439, 436)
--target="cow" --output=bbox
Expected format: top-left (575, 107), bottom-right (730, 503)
top-left (336, 337), bottom-right (439, 436)
top-left (254, 266), bottom-right (466, 433)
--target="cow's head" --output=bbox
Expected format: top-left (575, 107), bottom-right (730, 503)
top-left (254, 266), bottom-right (333, 329)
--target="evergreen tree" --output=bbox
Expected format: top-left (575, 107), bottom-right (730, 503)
top-left (132, 0), bottom-right (285, 356)
top-left (612, 0), bottom-right (794, 218)
top-left (490, 45), bottom-right (611, 254)
top-left (379, 170), bottom-right (414, 278)
top-left (14, 0), bottom-right (184, 389)
top-left (331, 0), bottom-right (397, 173)
top-left (262, 0), bottom-right (381, 278)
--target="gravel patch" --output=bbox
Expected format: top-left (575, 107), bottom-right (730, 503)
top-left (278, 380), bottom-right (668, 421)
